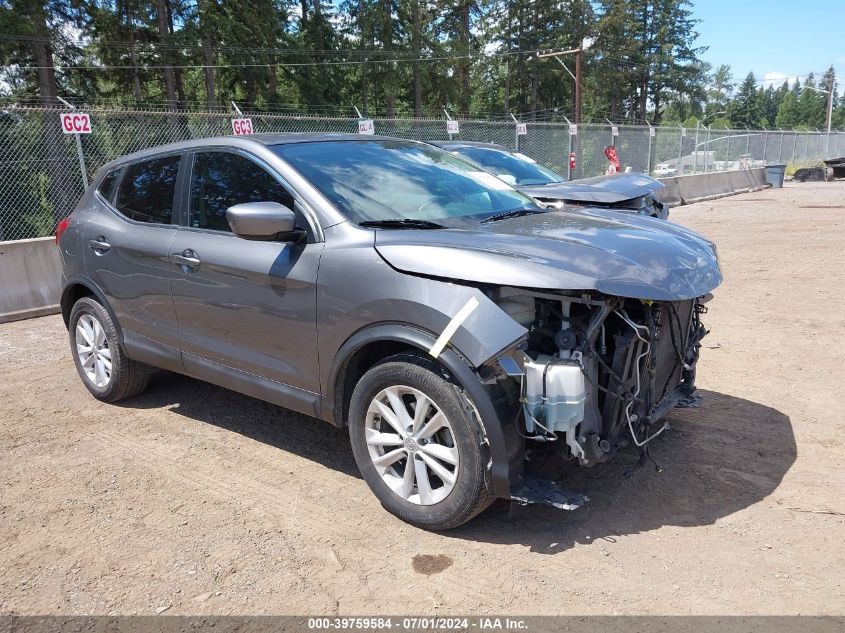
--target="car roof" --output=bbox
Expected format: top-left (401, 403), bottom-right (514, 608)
top-left (429, 140), bottom-right (510, 151)
top-left (96, 133), bottom-right (423, 174)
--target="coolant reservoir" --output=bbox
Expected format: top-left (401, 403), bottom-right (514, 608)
top-left (523, 355), bottom-right (586, 433)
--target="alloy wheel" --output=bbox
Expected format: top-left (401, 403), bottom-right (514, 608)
top-left (75, 314), bottom-right (111, 388)
top-left (365, 385), bottom-right (460, 505)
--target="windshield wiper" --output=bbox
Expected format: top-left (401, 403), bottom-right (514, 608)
top-left (480, 207), bottom-right (547, 224)
top-left (358, 219), bottom-right (446, 229)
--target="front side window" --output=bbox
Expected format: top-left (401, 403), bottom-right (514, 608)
top-left (115, 155), bottom-right (180, 224)
top-left (272, 140), bottom-right (538, 226)
top-left (189, 151), bottom-right (295, 232)
top-left (452, 146), bottom-right (565, 186)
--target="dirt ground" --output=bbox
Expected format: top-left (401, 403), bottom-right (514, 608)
top-left (1, 181), bottom-right (844, 616)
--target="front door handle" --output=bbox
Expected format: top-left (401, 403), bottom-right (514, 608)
top-left (173, 249), bottom-right (201, 270)
top-left (87, 237), bottom-right (111, 252)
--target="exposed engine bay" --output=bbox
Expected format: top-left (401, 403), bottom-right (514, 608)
top-left (491, 287), bottom-right (709, 468)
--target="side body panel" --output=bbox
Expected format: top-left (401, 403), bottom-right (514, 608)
top-left (170, 228), bottom-right (324, 396)
top-left (80, 200), bottom-right (179, 349)
top-left (316, 224), bottom-right (528, 416)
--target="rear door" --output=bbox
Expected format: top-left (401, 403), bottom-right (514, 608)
top-left (83, 153), bottom-right (182, 368)
top-left (169, 149), bottom-right (323, 405)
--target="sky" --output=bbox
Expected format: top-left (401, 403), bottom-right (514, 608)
top-left (690, 0), bottom-right (844, 93)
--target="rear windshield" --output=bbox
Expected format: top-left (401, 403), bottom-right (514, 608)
top-left (272, 140), bottom-right (538, 226)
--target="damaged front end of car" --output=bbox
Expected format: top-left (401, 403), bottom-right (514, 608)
top-left (372, 208), bottom-right (721, 511)
top-left (479, 287), bottom-right (711, 510)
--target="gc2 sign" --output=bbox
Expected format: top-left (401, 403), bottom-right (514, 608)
top-left (516, 122), bottom-right (527, 136)
top-left (61, 112), bottom-right (92, 134)
top-left (358, 119), bottom-right (375, 135)
top-left (231, 118), bottom-right (254, 136)
top-left (446, 120), bottom-right (460, 135)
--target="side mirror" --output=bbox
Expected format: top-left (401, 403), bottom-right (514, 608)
top-left (226, 201), bottom-right (299, 241)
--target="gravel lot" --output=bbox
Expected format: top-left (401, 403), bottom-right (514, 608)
top-left (2, 181), bottom-right (844, 616)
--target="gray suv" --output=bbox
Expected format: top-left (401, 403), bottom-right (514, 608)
top-left (57, 133), bottom-right (721, 530)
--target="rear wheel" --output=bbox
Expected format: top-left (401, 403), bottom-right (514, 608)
top-left (69, 297), bottom-right (149, 402)
top-left (348, 355), bottom-right (493, 530)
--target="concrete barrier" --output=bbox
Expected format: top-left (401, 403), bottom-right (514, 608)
top-left (656, 167), bottom-right (769, 206)
top-left (0, 237), bottom-right (62, 323)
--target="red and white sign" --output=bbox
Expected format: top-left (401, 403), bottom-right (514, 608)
top-left (446, 120), bottom-right (460, 135)
top-left (60, 112), bottom-right (91, 134)
top-left (231, 118), bottom-right (254, 136)
top-left (358, 119), bottom-right (375, 135)
top-left (516, 122), bottom-right (527, 136)
top-left (569, 152), bottom-right (576, 170)
top-left (569, 123), bottom-right (578, 136)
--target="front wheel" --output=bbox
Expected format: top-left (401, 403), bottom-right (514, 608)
top-left (348, 356), bottom-right (493, 530)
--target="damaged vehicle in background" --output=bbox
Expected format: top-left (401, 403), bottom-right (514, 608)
top-left (58, 134), bottom-right (721, 530)
top-left (431, 140), bottom-right (670, 219)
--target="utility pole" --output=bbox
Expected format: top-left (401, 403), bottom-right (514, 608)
top-left (575, 48), bottom-right (583, 124)
top-left (534, 40), bottom-right (591, 124)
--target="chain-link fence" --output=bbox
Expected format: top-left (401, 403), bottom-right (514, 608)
top-left (2, 105), bottom-right (844, 242)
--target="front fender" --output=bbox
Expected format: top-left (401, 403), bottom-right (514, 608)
top-left (326, 323), bottom-right (522, 499)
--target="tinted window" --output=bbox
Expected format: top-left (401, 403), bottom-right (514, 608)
top-left (272, 140), bottom-right (537, 226)
top-left (116, 155), bottom-right (180, 224)
top-left (189, 152), bottom-right (295, 232)
top-left (97, 168), bottom-right (120, 202)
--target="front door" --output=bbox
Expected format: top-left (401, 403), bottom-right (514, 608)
top-left (169, 149), bottom-right (323, 412)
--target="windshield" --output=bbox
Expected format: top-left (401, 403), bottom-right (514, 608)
top-left (272, 140), bottom-right (539, 226)
top-left (449, 146), bottom-right (566, 186)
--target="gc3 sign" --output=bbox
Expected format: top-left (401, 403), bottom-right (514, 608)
top-left (60, 112), bottom-right (92, 134)
top-left (231, 118), bottom-right (254, 136)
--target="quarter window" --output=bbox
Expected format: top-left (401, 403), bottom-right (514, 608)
top-left (97, 168), bottom-right (120, 202)
top-left (189, 152), bottom-right (295, 232)
top-left (115, 155), bottom-right (180, 224)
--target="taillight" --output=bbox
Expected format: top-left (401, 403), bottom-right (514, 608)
top-left (55, 217), bottom-right (70, 245)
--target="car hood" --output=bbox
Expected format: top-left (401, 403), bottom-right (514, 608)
top-left (373, 208), bottom-right (721, 301)
top-left (521, 173), bottom-right (665, 204)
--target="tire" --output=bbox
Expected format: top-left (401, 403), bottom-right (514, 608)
top-left (68, 296), bottom-right (150, 402)
top-left (348, 354), bottom-right (494, 530)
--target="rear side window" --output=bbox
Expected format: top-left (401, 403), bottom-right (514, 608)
top-left (189, 151), bottom-right (295, 232)
top-left (115, 155), bottom-right (180, 224)
top-left (97, 169), bottom-right (120, 202)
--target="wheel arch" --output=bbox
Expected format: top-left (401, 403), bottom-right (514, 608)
top-left (326, 323), bottom-right (517, 498)
top-left (61, 277), bottom-right (123, 344)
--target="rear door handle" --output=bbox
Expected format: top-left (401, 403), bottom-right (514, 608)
top-left (173, 249), bottom-right (201, 270)
top-left (87, 237), bottom-right (110, 252)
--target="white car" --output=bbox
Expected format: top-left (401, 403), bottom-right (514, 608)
top-left (653, 163), bottom-right (677, 177)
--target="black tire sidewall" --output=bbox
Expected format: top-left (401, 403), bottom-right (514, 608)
top-left (68, 297), bottom-right (124, 400)
top-left (349, 358), bottom-right (489, 530)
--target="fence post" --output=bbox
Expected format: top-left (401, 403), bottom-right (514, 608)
top-left (744, 126), bottom-right (751, 158)
top-left (562, 115), bottom-right (573, 180)
top-left (509, 113), bottom-right (519, 152)
top-left (646, 120), bottom-right (653, 174)
top-left (56, 96), bottom-right (89, 189)
top-left (677, 124), bottom-right (684, 174)
top-left (705, 126), bottom-right (711, 172)
top-left (777, 128), bottom-right (784, 163)
top-left (726, 134), bottom-right (732, 169)
top-left (762, 127), bottom-right (768, 162)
